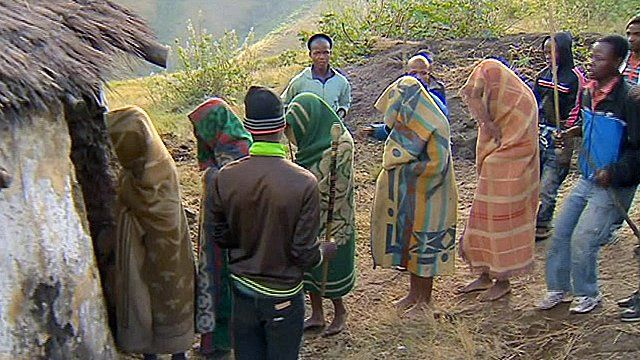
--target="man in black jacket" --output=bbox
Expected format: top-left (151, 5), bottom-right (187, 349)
top-left (539, 35), bottom-right (640, 315)
top-left (534, 32), bottom-right (585, 240)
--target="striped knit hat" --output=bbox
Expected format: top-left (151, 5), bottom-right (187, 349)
top-left (243, 86), bottom-right (285, 135)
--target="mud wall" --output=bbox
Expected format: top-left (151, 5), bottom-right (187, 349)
top-left (0, 109), bottom-right (115, 359)
top-left (65, 99), bottom-right (118, 332)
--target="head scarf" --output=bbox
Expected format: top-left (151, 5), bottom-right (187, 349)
top-left (188, 98), bottom-right (252, 170)
top-left (285, 92), bottom-right (347, 168)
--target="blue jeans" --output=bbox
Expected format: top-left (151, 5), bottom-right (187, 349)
top-left (537, 145), bottom-right (570, 228)
top-left (231, 285), bottom-right (304, 360)
top-left (545, 178), bottom-right (637, 297)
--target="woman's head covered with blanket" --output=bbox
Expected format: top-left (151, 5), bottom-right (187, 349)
top-left (188, 98), bottom-right (252, 171)
top-left (108, 106), bottom-right (175, 183)
top-left (460, 59), bottom-right (535, 127)
top-left (374, 75), bottom-right (448, 137)
top-left (285, 92), bottom-right (347, 168)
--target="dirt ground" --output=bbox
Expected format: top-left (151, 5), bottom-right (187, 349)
top-left (151, 34), bottom-right (640, 359)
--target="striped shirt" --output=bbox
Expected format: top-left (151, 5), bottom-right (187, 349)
top-left (624, 53), bottom-right (640, 85)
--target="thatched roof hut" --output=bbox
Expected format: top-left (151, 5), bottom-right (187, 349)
top-left (0, 1), bottom-right (167, 357)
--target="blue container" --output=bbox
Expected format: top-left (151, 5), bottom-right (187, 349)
top-left (579, 108), bottom-right (626, 179)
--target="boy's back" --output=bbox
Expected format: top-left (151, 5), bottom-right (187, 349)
top-left (210, 154), bottom-right (322, 292)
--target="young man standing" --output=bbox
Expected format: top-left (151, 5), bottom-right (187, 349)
top-left (624, 15), bottom-right (640, 85)
top-left (539, 35), bottom-right (640, 315)
top-left (205, 86), bottom-right (337, 359)
top-left (615, 14), bottom-right (640, 322)
top-left (534, 32), bottom-right (585, 240)
top-left (281, 33), bottom-right (351, 118)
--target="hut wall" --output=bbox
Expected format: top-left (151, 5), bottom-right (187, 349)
top-left (65, 99), bottom-right (118, 332)
top-left (0, 109), bottom-right (116, 359)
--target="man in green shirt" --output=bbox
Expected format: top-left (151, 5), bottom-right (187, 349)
top-left (281, 34), bottom-right (352, 118)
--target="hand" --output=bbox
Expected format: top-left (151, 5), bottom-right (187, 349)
top-left (320, 241), bottom-right (338, 261)
top-left (480, 121), bottom-right (501, 147)
top-left (554, 126), bottom-right (581, 149)
top-left (595, 169), bottom-right (612, 188)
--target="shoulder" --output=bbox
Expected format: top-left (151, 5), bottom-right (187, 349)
top-left (333, 70), bottom-right (350, 85)
top-left (277, 160), bottom-right (318, 188)
top-left (626, 84), bottom-right (640, 105)
top-left (217, 157), bottom-right (250, 175)
top-left (290, 68), bottom-right (312, 83)
top-left (289, 161), bottom-right (319, 183)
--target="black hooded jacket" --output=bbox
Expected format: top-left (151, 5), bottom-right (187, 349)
top-left (534, 32), bottom-right (583, 127)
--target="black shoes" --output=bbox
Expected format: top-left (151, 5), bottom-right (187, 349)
top-left (618, 291), bottom-right (640, 322)
top-left (617, 291), bottom-right (638, 308)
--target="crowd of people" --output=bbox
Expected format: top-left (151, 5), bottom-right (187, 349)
top-left (105, 15), bottom-right (640, 360)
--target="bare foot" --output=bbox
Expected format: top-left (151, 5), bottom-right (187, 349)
top-left (478, 280), bottom-right (511, 302)
top-left (303, 315), bottom-right (325, 331)
top-left (323, 310), bottom-right (347, 337)
top-left (394, 293), bottom-right (418, 311)
top-left (457, 276), bottom-right (493, 294)
top-left (403, 302), bottom-right (433, 320)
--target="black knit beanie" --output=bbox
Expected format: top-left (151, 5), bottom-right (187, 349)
top-left (243, 86), bottom-right (285, 135)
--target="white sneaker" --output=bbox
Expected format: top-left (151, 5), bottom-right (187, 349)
top-left (569, 295), bottom-right (602, 314)
top-left (538, 291), bottom-right (572, 310)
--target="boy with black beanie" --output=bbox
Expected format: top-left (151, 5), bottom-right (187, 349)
top-left (204, 86), bottom-right (336, 359)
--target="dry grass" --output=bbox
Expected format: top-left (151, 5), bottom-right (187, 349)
top-left (111, 24), bottom-right (640, 360)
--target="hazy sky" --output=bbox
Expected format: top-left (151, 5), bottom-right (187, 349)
top-left (116, 0), bottom-right (313, 45)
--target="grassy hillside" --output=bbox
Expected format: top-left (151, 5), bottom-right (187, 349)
top-left (115, 0), bottom-right (315, 45)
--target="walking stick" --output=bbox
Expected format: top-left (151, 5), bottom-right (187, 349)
top-left (320, 123), bottom-right (342, 297)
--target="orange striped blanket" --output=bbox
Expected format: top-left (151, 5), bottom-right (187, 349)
top-left (460, 59), bottom-right (540, 279)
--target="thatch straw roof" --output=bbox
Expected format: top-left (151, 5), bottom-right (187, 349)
top-left (0, 0), bottom-right (166, 119)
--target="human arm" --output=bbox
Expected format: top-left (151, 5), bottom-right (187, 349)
top-left (204, 169), bottom-right (237, 249)
top-left (602, 89), bottom-right (640, 187)
top-left (466, 95), bottom-right (501, 147)
top-left (461, 73), bottom-right (501, 147)
top-left (337, 80), bottom-right (351, 117)
top-left (565, 69), bottom-right (586, 127)
top-left (281, 77), bottom-right (299, 109)
top-left (290, 182), bottom-right (324, 269)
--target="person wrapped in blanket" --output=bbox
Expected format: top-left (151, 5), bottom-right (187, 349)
top-left (365, 51), bottom-right (448, 140)
top-left (285, 93), bottom-right (356, 336)
top-left (108, 106), bottom-right (195, 360)
top-left (188, 98), bottom-right (253, 359)
top-left (538, 35), bottom-right (640, 316)
top-left (370, 75), bottom-right (458, 317)
top-left (534, 32), bottom-right (586, 240)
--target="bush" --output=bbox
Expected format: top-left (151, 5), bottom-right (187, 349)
top-left (147, 20), bottom-right (258, 110)
top-left (308, 0), bottom-right (639, 64)
top-left (303, 0), bottom-right (524, 64)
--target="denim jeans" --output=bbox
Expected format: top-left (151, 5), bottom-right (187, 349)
top-left (231, 285), bottom-right (304, 360)
top-left (545, 178), bottom-right (637, 297)
top-left (537, 144), bottom-right (571, 229)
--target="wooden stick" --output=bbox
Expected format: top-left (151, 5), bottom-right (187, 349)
top-left (320, 123), bottom-right (342, 297)
top-left (547, 2), bottom-right (563, 131)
